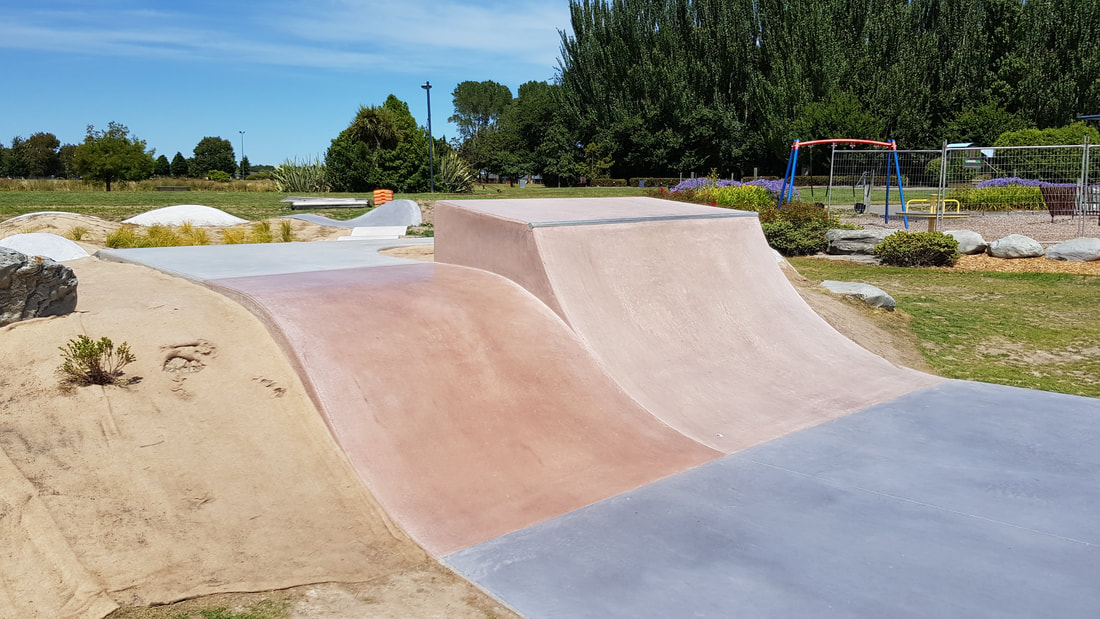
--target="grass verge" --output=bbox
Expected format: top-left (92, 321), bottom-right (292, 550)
top-left (790, 257), bottom-right (1100, 398)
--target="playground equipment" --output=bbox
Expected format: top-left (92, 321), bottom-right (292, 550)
top-left (781, 139), bottom-right (910, 228)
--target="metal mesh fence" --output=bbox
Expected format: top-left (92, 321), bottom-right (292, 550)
top-left (940, 143), bottom-right (1099, 235)
top-left (827, 149), bottom-right (940, 215)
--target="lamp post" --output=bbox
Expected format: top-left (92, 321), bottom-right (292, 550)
top-left (238, 130), bottom-right (246, 179)
top-left (421, 81), bottom-right (434, 193)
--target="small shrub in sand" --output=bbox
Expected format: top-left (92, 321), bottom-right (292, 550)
top-left (222, 228), bottom-right (247, 244)
top-left (251, 220), bottom-right (274, 244)
top-left (279, 219), bottom-right (295, 242)
top-left (66, 226), bottom-right (89, 241)
top-left (58, 335), bottom-right (136, 386)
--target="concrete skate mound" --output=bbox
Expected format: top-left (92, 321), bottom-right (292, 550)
top-left (209, 262), bottom-right (718, 555)
top-left (436, 197), bottom-right (942, 453)
top-left (0, 232), bottom-right (90, 262)
top-left (123, 205), bottom-right (248, 227)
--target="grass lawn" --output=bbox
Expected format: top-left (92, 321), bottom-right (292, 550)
top-left (791, 257), bottom-right (1100, 398)
top-left (0, 185), bottom-right (649, 222)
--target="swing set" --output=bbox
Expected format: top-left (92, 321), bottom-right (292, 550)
top-left (779, 139), bottom-right (910, 228)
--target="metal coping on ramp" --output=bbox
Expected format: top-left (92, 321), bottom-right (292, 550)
top-left (527, 211), bottom-right (754, 229)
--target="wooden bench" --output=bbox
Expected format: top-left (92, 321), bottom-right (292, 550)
top-left (155, 186), bottom-right (191, 192)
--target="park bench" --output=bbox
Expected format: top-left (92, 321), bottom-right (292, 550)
top-left (155, 186), bottom-right (191, 192)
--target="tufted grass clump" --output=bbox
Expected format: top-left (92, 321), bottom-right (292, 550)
top-left (58, 335), bottom-right (136, 386)
top-left (221, 228), bottom-right (247, 244)
top-left (66, 226), bottom-right (89, 241)
top-left (279, 219), bottom-right (295, 242)
top-left (251, 220), bottom-right (273, 243)
top-left (874, 231), bottom-right (960, 267)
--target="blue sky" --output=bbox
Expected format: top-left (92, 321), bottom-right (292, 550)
top-left (0, 0), bottom-right (572, 165)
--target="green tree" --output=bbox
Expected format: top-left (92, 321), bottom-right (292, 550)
top-left (946, 104), bottom-right (1032, 146)
top-left (154, 154), bottom-right (171, 176)
top-left (190, 136), bottom-right (236, 177)
top-left (325, 94), bottom-right (435, 192)
top-left (239, 155), bottom-right (251, 178)
top-left (449, 80), bottom-right (513, 140)
top-left (58, 143), bottom-right (77, 178)
top-left (170, 151), bottom-right (188, 177)
top-left (0, 141), bottom-right (9, 176)
top-left (11, 132), bottom-right (63, 177)
top-left (71, 122), bottom-right (155, 191)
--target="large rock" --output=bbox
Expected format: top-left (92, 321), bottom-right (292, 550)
top-left (988, 234), bottom-right (1044, 259)
top-left (0, 248), bottom-right (78, 327)
top-left (821, 280), bottom-right (896, 311)
top-left (944, 229), bottom-right (988, 255)
top-left (1046, 237), bottom-right (1100, 262)
top-left (826, 229), bottom-right (892, 255)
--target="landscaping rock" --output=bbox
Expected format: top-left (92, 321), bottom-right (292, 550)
top-left (987, 234), bottom-right (1044, 259)
top-left (0, 247), bottom-right (78, 327)
top-left (1046, 237), bottom-right (1100, 262)
top-left (944, 229), bottom-right (988, 255)
top-left (820, 280), bottom-right (896, 311)
top-left (825, 229), bottom-right (892, 255)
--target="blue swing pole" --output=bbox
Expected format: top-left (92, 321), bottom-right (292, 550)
top-left (779, 140), bottom-right (798, 207)
top-left (892, 142), bottom-right (909, 230)
top-left (786, 143), bottom-right (800, 205)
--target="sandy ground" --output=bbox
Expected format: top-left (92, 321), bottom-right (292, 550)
top-left (0, 251), bottom-right (516, 618)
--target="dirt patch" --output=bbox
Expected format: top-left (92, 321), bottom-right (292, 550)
top-left (379, 245), bottom-right (435, 261)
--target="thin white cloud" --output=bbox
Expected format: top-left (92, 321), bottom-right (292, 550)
top-left (0, 1), bottom-right (571, 74)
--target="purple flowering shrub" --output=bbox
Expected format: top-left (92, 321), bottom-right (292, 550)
top-left (975, 177), bottom-right (1074, 189)
top-left (669, 177), bottom-right (799, 201)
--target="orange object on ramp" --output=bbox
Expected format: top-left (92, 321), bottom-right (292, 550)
top-left (210, 263), bottom-right (719, 556)
top-left (436, 197), bottom-right (943, 453)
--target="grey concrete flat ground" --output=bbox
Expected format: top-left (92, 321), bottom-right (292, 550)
top-left (448, 380), bottom-right (1100, 618)
top-left (95, 238), bottom-right (432, 282)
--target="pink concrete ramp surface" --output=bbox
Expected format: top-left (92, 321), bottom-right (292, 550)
top-left (436, 197), bottom-right (944, 453)
top-left (209, 263), bottom-right (719, 556)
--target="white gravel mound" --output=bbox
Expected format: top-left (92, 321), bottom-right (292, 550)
top-left (0, 233), bottom-right (90, 262)
top-left (123, 205), bottom-right (248, 227)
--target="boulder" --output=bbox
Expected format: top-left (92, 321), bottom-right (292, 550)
top-left (820, 280), bottom-right (896, 311)
top-left (826, 229), bottom-right (892, 255)
top-left (1046, 237), bottom-right (1100, 262)
top-left (987, 234), bottom-right (1044, 259)
top-left (0, 248), bottom-right (79, 327)
top-left (944, 229), bottom-right (988, 255)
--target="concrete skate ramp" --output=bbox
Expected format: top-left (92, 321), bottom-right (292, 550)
top-left (436, 197), bottom-right (943, 453)
top-left (209, 262), bottom-right (719, 556)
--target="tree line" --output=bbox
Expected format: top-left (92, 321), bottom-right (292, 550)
top-left (453, 0), bottom-right (1100, 183)
top-left (0, 126), bottom-right (254, 190)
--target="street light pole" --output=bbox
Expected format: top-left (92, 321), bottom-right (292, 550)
top-left (421, 81), bottom-right (434, 193)
top-left (238, 131), bottom-right (246, 179)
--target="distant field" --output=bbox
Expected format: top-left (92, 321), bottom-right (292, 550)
top-left (0, 185), bottom-right (650, 222)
